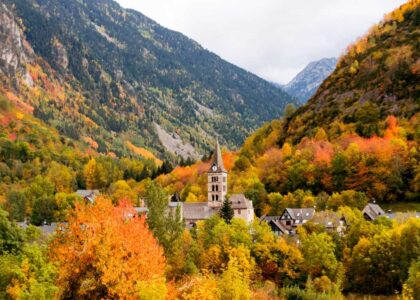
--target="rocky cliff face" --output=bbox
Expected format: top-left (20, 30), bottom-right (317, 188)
top-left (283, 57), bottom-right (337, 103)
top-left (0, 3), bottom-right (34, 87)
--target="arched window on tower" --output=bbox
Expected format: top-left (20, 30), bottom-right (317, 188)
top-left (216, 195), bottom-right (219, 201)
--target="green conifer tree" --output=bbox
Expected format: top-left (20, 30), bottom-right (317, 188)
top-left (220, 198), bottom-right (234, 224)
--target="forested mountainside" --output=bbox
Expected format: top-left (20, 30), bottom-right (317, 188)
top-left (158, 0), bottom-right (420, 213)
top-left (282, 2), bottom-right (419, 144)
top-left (283, 57), bottom-right (337, 103)
top-left (0, 92), bottom-right (162, 225)
top-left (0, 0), bottom-right (294, 160)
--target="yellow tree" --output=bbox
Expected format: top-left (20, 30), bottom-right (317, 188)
top-left (218, 255), bottom-right (252, 300)
top-left (179, 275), bottom-right (220, 300)
top-left (83, 158), bottom-right (98, 189)
top-left (109, 180), bottom-right (137, 203)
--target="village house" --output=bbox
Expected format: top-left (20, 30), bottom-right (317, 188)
top-left (311, 211), bottom-right (347, 235)
top-left (261, 203), bottom-right (420, 237)
top-left (261, 209), bottom-right (348, 236)
top-left (279, 207), bottom-right (315, 234)
top-left (362, 203), bottom-right (420, 222)
top-left (362, 203), bottom-right (386, 221)
top-left (169, 139), bottom-right (254, 226)
top-left (259, 216), bottom-right (289, 236)
top-left (76, 189), bottom-right (100, 203)
top-left (260, 208), bottom-right (315, 236)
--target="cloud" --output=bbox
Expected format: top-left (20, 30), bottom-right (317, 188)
top-left (117, 0), bottom-right (407, 83)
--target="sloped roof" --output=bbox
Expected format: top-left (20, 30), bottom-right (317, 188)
top-left (17, 222), bottom-right (62, 235)
top-left (76, 190), bottom-right (100, 203)
top-left (312, 211), bottom-right (345, 228)
top-left (284, 208), bottom-right (315, 221)
top-left (209, 139), bottom-right (226, 173)
top-left (260, 215), bottom-right (281, 223)
top-left (182, 202), bottom-right (218, 221)
top-left (229, 194), bottom-right (253, 209)
top-left (362, 203), bottom-right (386, 220)
top-left (269, 220), bottom-right (290, 234)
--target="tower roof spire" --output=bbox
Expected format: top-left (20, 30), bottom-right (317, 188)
top-left (209, 138), bottom-right (226, 172)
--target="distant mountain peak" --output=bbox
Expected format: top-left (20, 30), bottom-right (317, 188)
top-left (283, 57), bottom-right (337, 103)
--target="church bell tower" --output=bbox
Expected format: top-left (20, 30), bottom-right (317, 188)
top-left (208, 139), bottom-right (227, 207)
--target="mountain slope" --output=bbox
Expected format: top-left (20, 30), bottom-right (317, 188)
top-left (1, 0), bottom-right (295, 160)
top-left (160, 0), bottom-right (420, 211)
top-left (283, 57), bottom-right (337, 103)
top-left (282, 1), bottom-right (419, 144)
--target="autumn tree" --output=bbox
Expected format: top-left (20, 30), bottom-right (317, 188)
top-left (25, 176), bottom-right (55, 225)
top-left (109, 179), bottom-right (137, 204)
top-left (0, 244), bottom-right (58, 299)
top-left (49, 197), bottom-right (167, 299)
top-left (300, 232), bottom-right (338, 280)
top-left (347, 218), bottom-right (420, 294)
top-left (179, 275), bottom-right (220, 300)
top-left (355, 102), bottom-right (380, 137)
top-left (402, 258), bottom-right (420, 300)
top-left (218, 255), bottom-right (252, 300)
top-left (83, 157), bottom-right (123, 189)
top-left (0, 222), bottom-right (58, 299)
top-left (4, 191), bottom-right (26, 222)
top-left (47, 161), bottom-right (76, 193)
top-left (0, 209), bottom-right (25, 255)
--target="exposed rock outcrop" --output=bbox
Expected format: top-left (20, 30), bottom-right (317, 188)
top-left (0, 3), bottom-right (34, 86)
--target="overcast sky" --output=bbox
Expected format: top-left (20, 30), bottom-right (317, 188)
top-left (116, 0), bottom-right (406, 84)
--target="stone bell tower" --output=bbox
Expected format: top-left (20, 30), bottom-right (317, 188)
top-left (208, 139), bottom-right (227, 207)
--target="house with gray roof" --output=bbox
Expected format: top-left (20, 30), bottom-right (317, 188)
top-left (76, 189), bottom-right (100, 203)
top-left (279, 207), bottom-right (315, 232)
top-left (312, 211), bottom-right (347, 235)
top-left (259, 216), bottom-right (289, 236)
top-left (362, 203), bottom-right (386, 221)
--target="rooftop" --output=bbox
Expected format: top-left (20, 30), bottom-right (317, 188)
top-left (182, 202), bottom-right (218, 220)
top-left (284, 208), bottom-right (315, 221)
top-left (362, 203), bottom-right (386, 220)
top-left (76, 189), bottom-right (100, 203)
top-left (229, 194), bottom-right (253, 209)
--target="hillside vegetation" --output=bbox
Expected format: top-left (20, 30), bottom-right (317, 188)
top-left (0, 0), bottom-right (294, 160)
top-left (158, 0), bottom-right (420, 214)
top-left (0, 1), bottom-right (419, 299)
top-left (282, 1), bottom-right (419, 143)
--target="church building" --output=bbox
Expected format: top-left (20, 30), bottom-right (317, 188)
top-left (171, 140), bottom-right (254, 226)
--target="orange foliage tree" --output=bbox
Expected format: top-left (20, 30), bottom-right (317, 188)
top-left (49, 197), bottom-right (167, 299)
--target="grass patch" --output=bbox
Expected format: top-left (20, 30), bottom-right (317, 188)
top-left (381, 202), bottom-right (420, 212)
